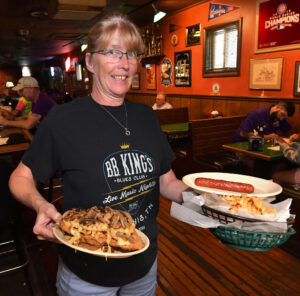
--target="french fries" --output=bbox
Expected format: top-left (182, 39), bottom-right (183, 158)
top-left (219, 193), bottom-right (277, 215)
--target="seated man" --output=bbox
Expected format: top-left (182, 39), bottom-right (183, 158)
top-left (0, 89), bottom-right (32, 120)
top-left (152, 92), bottom-right (173, 110)
top-left (0, 77), bottom-right (56, 131)
top-left (272, 137), bottom-right (300, 185)
top-left (232, 101), bottom-right (297, 143)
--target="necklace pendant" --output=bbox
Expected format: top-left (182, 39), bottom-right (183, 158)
top-left (125, 128), bottom-right (131, 136)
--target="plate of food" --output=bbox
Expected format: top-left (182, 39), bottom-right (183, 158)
top-left (53, 206), bottom-right (149, 258)
top-left (182, 172), bottom-right (282, 197)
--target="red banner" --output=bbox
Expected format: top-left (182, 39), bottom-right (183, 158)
top-left (256, 0), bottom-right (300, 53)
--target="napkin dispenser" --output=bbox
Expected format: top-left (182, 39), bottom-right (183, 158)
top-left (248, 136), bottom-right (263, 151)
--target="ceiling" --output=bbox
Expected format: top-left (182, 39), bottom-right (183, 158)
top-left (0, 0), bottom-right (203, 68)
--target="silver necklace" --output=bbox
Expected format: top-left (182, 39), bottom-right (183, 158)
top-left (100, 101), bottom-right (131, 136)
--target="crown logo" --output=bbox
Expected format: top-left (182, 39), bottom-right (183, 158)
top-left (120, 143), bottom-right (130, 149)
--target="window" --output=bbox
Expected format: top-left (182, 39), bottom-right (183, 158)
top-left (203, 19), bottom-right (242, 77)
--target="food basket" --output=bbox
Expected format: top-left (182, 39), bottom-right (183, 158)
top-left (211, 226), bottom-right (296, 252)
top-left (202, 205), bottom-right (262, 224)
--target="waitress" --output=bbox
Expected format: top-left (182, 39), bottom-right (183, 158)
top-left (9, 12), bottom-right (187, 296)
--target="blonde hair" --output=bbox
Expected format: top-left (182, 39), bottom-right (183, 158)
top-left (87, 13), bottom-right (144, 53)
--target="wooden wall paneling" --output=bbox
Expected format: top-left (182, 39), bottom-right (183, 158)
top-left (211, 98), bottom-right (228, 116)
top-left (127, 93), bottom-right (300, 133)
top-left (190, 97), bottom-right (212, 119)
top-left (289, 104), bottom-right (300, 133)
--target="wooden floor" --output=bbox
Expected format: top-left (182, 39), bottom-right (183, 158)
top-left (156, 197), bottom-right (300, 296)
top-left (1, 188), bottom-right (300, 295)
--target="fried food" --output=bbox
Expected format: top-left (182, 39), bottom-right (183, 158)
top-left (59, 206), bottom-right (144, 253)
top-left (218, 193), bottom-right (277, 215)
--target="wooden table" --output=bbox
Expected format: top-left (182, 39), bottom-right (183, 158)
top-left (0, 127), bottom-right (32, 154)
top-left (222, 141), bottom-right (283, 161)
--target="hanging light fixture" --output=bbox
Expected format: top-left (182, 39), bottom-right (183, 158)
top-left (152, 3), bottom-right (166, 23)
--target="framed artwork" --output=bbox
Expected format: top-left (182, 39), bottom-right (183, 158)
top-left (174, 50), bottom-right (191, 87)
top-left (186, 24), bottom-right (201, 46)
top-left (255, 0), bottom-right (300, 53)
top-left (161, 58), bottom-right (173, 87)
top-left (249, 57), bottom-right (283, 90)
top-left (294, 61), bottom-right (300, 97)
top-left (145, 64), bottom-right (156, 90)
top-left (131, 72), bottom-right (140, 89)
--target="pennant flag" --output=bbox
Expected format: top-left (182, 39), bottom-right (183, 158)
top-left (209, 3), bottom-right (240, 20)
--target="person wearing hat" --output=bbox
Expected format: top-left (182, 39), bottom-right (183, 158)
top-left (0, 77), bottom-right (56, 131)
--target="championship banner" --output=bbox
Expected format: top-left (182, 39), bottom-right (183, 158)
top-left (208, 3), bottom-right (240, 20)
top-left (255, 0), bottom-right (300, 53)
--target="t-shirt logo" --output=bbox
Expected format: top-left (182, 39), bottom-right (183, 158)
top-left (101, 144), bottom-right (157, 216)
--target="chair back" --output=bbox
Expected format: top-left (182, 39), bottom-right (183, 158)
top-left (188, 115), bottom-right (246, 158)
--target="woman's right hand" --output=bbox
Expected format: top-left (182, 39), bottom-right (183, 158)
top-left (33, 201), bottom-right (62, 242)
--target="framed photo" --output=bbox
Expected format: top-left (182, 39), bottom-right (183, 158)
top-left (145, 64), bottom-right (156, 90)
top-left (255, 0), bottom-right (300, 53)
top-left (249, 58), bottom-right (283, 90)
top-left (131, 72), bottom-right (140, 90)
top-left (294, 61), bottom-right (300, 97)
top-left (186, 24), bottom-right (201, 46)
top-left (174, 50), bottom-right (191, 87)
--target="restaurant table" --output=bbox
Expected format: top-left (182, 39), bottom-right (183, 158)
top-left (0, 126), bottom-right (32, 154)
top-left (161, 122), bottom-right (189, 153)
top-left (161, 122), bottom-right (189, 139)
top-left (222, 141), bottom-right (283, 161)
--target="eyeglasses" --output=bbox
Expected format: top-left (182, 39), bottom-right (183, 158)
top-left (90, 49), bottom-right (143, 64)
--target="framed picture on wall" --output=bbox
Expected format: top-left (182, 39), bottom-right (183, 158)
top-left (249, 57), bottom-right (283, 90)
top-left (131, 72), bottom-right (140, 89)
top-left (174, 50), bottom-right (191, 87)
top-left (145, 64), bottom-right (156, 90)
top-left (255, 0), bottom-right (300, 53)
top-left (294, 61), bottom-right (300, 97)
top-left (186, 24), bottom-right (201, 46)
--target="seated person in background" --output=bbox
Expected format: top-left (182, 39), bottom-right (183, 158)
top-left (0, 77), bottom-right (56, 131)
top-left (272, 137), bottom-right (300, 185)
top-left (232, 101), bottom-right (297, 143)
top-left (152, 92), bottom-right (173, 110)
top-left (0, 88), bottom-right (32, 120)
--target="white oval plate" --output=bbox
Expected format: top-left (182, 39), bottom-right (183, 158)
top-left (53, 225), bottom-right (150, 259)
top-left (182, 172), bottom-right (282, 197)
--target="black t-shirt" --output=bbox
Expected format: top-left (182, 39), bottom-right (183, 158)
top-left (22, 96), bottom-right (175, 286)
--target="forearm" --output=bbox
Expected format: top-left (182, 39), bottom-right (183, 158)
top-left (280, 143), bottom-right (300, 164)
top-left (160, 180), bottom-right (188, 203)
top-left (160, 170), bottom-right (188, 204)
top-left (1, 117), bottom-right (36, 129)
top-left (9, 169), bottom-right (48, 212)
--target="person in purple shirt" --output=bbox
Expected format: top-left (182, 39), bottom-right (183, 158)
top-left (0, 77), bottom-right (56, 131)
top-left (233, 101), bottom-right (297, 143)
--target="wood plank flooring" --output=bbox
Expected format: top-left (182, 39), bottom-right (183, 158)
top-left (156, 196), bottom-right (300, 296)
